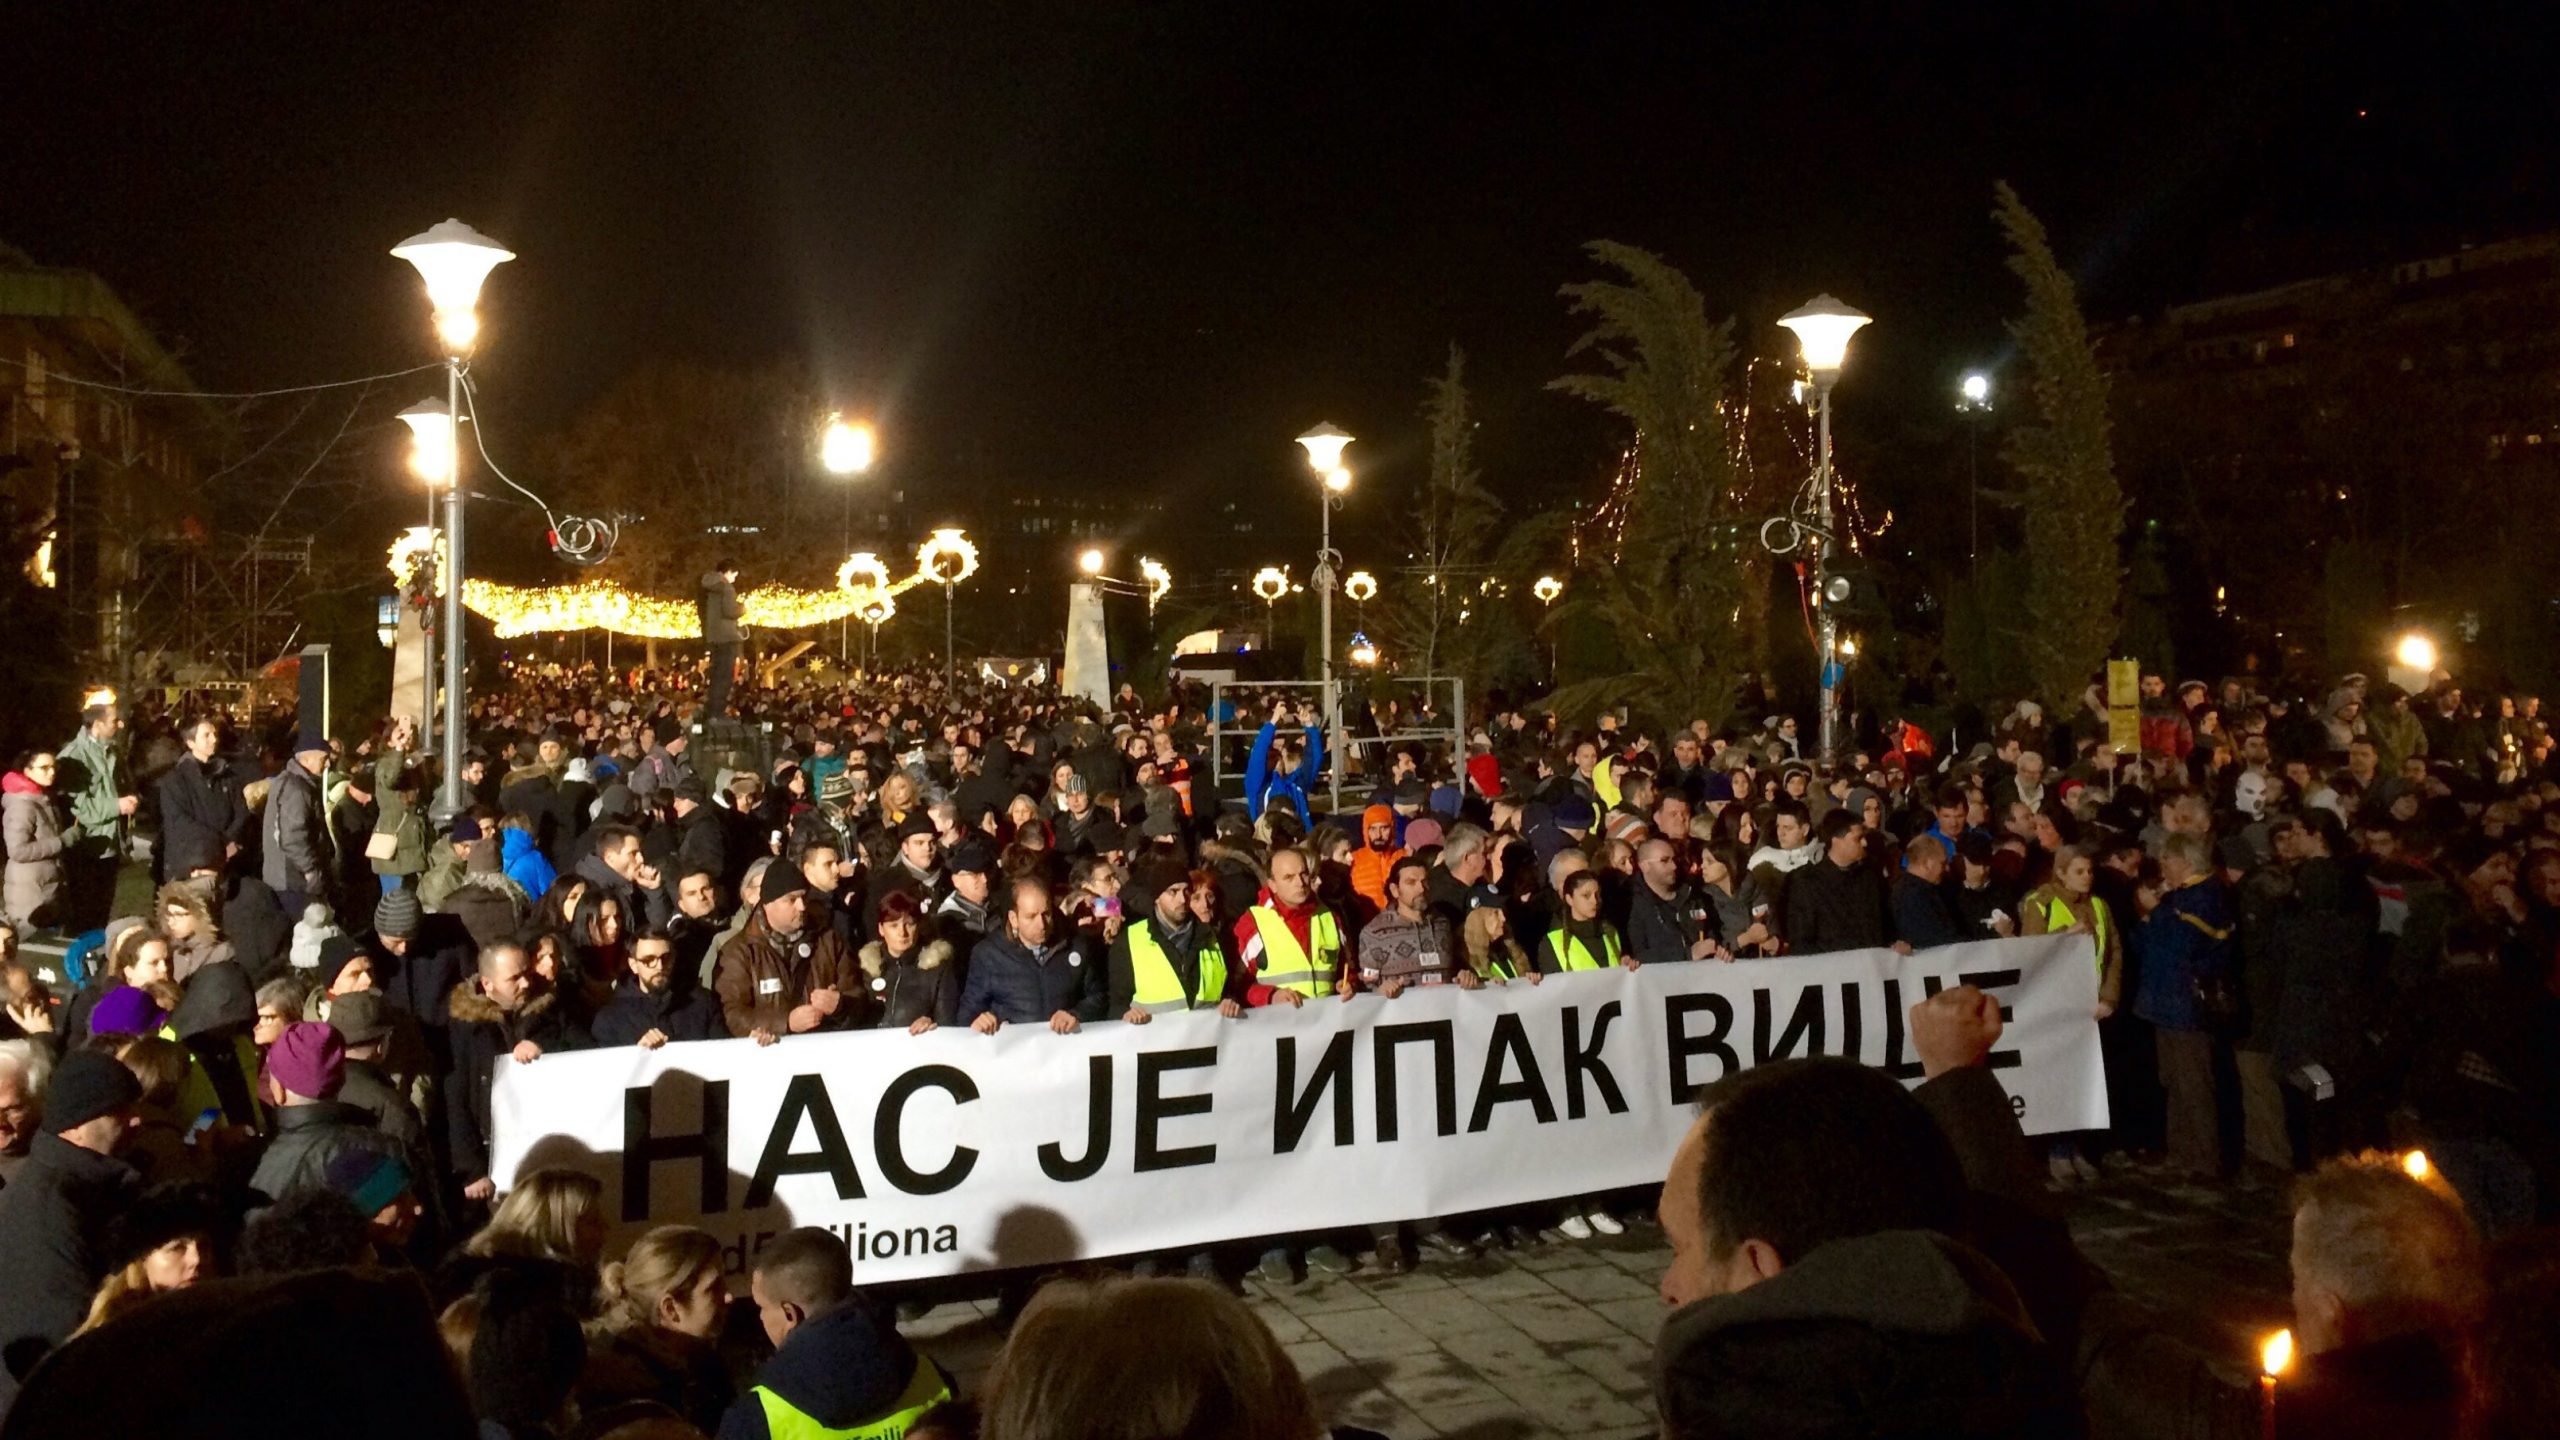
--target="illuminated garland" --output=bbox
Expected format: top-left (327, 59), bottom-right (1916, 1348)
top-left (390, 531), bottom-right (974, 639)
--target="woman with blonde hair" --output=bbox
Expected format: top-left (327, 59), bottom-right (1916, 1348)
top-left (463, 1167), bottom-right (607, 1269)
top-left (1461, 905), bottom-right (1535, 984)
top-left (154, 883), bottom-right (234, 984)
top-left (582, 1224), bottom-right (735, 1430)
top-left (71, 1183), bottom-right (223, 1337)
top-left (112, 1034), bottom-right (213, 1185)
top-left (980, 1276), bottom-right (1322, 1440)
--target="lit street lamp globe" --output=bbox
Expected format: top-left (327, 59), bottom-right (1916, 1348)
top-left (1778, 294), bottom-right (1871, 380)
top-left (821, 416), bottom-right (877, 475)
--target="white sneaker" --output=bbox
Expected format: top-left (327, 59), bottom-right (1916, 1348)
top-left (1557, 1214), bottom-right (1593, 1241)
top-left (1587, 1211), bottom-right (1625, 1236)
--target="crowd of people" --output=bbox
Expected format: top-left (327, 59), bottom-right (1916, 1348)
top-left (0, 648), bottom-right (2552, 1437)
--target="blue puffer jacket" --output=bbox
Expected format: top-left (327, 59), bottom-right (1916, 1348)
top-left (2134, 877), bottom-right (2235, 1033)
top-left (501, 826), bottom-right (557, 904)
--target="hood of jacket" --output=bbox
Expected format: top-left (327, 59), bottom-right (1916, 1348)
top-left (859, 937), bottom-right (952, 980)
top-left (167, 958), bottom-right (256, 1039)
top-left (1655, 1230), bottom-right (2066, 1439)
top-left (447, 979), bottom-right (559, 1028)
top-left (2, 771), bottom-right (44, 797)
top-left (500, 828), bottom-right (541, 864)
top-left (754, 1298), bottom-right (917, 1429)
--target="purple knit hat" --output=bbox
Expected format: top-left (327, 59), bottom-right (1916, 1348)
top-left (89, 984), bottom-right (165, 1038)
top-left (267, 1021), bottom-right (346, 1100)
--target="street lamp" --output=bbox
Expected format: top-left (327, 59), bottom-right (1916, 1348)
top-left (1532, 575), bottom-right (1562, 607)
top-left (393, 218), bottom-right (513, 819)
top-left (397, 398), bottom-right (455, 751)
top-left (1139, 557), bottom-right (1172, 614)
top-left (1077, 547), bottom-right (1106, 576)
top-left (917, 527), bottom-right (979, 691)
top-left (1778, 294), bottom-right (1871, 770)
top-left (857, 594), bottom-right (895, 671)
top-left (1348, 633), bottom-right (1379, 667)
top-left (1957, 373), bottom-right (1992, 577)
top-left (1296, 422), bottom-right (1353, 809)
top-left (821, 415), bottom-right (876, 477)
top-left (1252, 565), bottom-right (1289, 634)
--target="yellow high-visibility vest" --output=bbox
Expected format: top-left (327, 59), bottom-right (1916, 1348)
top-left (1544, 927), bottom-right (1624, 972)
top-left (1127, 918), bottom-right (1230, 1014)
top-left (1247, 905), bottom-right (1341, 996)
top-left (2038, 893), bottom-right (2113, 978)
top-left (752, 1355), bottom-right (951, 1440)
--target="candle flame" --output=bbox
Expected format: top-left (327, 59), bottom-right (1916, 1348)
top-left (2261, 1328), bottom-right (2293, 1378)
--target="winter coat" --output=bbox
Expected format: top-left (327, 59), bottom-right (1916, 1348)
top-left (959, 930), bottom-right (1106, 1027)
top-left (2134, 877), bottom-right (2236, 1034)
top-left (1653, 1228), bottom-right (2077, 1439)
top-left (54, 729), bottom-right (126, 856)
top-left (157, 753), bottom-right (246, 879)
top-left (590, 976), bottom-right (726, 1047)
top-left (0, 1131), bottom-right (137, 1411)
top-left (1784, 858), bottom-right (1896, 955)
top-left (260, 762), bottom-right (330, 898)
top-left (712, 917), bottom-right (867, 1038)
top-left (328, 791), bottom-right (380, 903)
top-left (860, 938), bottom-right (961, 1029)
top-left (220, 874), bottom-right (293, 984)
top-left (337, 1056), bottom-right (429, 1158)
top-left (698, 571), bottom-right (745, 644)
top-left (1627, 881), bottom-right (1716, 964)
top-left (716, 1295), bottom-right (935, 1440)
top-left (441, 870), bottom-right (532, 951)
top-left (167, 961), bottom-right (267, 1129)
top-left (500, 826), bottom-right (556, 902)
top-left (369, 747), bottom-right (428, 877)
top-left (369, 912), bottom-right (475, 1044)
top-left (445, 982), bottom-right (574, 1184)
top-left (2267, 856), bottom-right (2382, 1070)
top-left (3, 773), bottom-right (67, 930)
top-left (416, 836), bottom-right (468, 911)
top-left (249, 1099), bottom-right (410, 1203)
top-left (1893, 873), bottom-right (1971, 951)
top-left (167, 931), bottom-right (236, 986)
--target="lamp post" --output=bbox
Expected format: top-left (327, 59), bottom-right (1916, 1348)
top-left (1252, 566), bottom-right (1289, 631)
top-left (397, 397), bottom-right (455, 755)
top-left (917, 527), bottom-right (978, 691)
top-left (1778, 294), bottom-right (1871, 770)
top-left (392, 219), bottom-right (513, 820)
top-left (1533, 574), bottom-right (1563, 678)
top-left (821, 415), bottom-right (877, 661)
top-left (1296, 423), bottom-right (1353, 811)
top-left (1139, 557), bottom-right (1172, 616)
top-left (1958, 372), bottom-right (1991, 578)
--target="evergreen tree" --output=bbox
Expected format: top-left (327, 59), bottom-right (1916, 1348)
top-left (1548, 242), bottom-right (1753, 731)
top-left (1993, 183), bottom-right (2124, 710)
top-left (1382, 345), bottom-right (1502, 684)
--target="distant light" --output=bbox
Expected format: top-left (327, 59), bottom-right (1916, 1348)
top-left (821, 417), bottom-right (877, 476)
top-left (1962, 373), bottom-right (1990, 403)
top-left (2261, 1329), bottom-right (2293, 1379)
top-left (1533, 575), bottom-right (1562, 605)
top-left (2403, 1150), bottom-right (2431, 1182)
top-left (1077, 547), bottom-right (1105, 576)
top-left (1343, 570), bottom-right (1377, 603)
top-left (1778, 294), bottom-right (1872, 379)
top-left (2395, 632), bottom-right (2438, 672)
top-left (1252, 566), bottom-right (1289, 603)
top-left (1838, 636), bottom-right (1858, 659)
top-left (1349, 633), bottom-right (1379, 667)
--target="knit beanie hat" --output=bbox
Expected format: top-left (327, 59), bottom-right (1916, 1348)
top-left (267, 1021), bottom-right (346, 1101)
top-left (317, 936), bottom-right (368, 994)
top-left (323, 1146), bottom-right (412, 1219)
top-left (47, 1049), bottom-right (143, 1133)
top-left (374, 888), bottom-right (421, 940)
top-left (1403, 818), bottom-right (1446, 852)
top-left (89, 984), bottom-right (166, 1038)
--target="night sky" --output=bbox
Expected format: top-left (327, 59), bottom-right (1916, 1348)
top-left (15, 5), bottom-right (2556, 563)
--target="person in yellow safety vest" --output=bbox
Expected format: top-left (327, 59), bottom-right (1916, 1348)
top-left (1109, 859), bottom-right (1242, 1023)
top-left (727, 1227), bottom-right (953, 1440)
top-left (1228, 847), bottom-right (1351, 1009)
top-left (2018, 841), bottom-right (2126, 1186)
top-left (1535, 870), bottom-right (1632, 975)
top-left (1531, 868), bottom-right (1633, 1239)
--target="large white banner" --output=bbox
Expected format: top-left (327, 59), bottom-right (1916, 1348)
top-left (491, 936), bottom-right (2101, 1280)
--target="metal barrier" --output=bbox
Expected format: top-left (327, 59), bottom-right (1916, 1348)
top-left (1207, 675), bottom-right (1463, 819)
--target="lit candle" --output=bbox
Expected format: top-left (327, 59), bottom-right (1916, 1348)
top-left (2260, 1328), bottom-right (2293, 1440)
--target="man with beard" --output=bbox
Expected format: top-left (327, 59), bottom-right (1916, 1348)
top-left (591, 932), bottom-right (723, 1047)
top-left (669, 870), bottom-right (726, 991)
top-left (445, 942), bottom-right (574, 1203)
top-left (713, 867), bottom-right (867, 1044)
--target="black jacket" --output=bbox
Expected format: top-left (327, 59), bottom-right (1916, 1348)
top-left (672, 806), bottom-right (729, 897)
top-left (444, 982), bottom-right (575, 1184)
top-left (717, 1297), bottom-right (933, 1440)
top-left (590, 977), bottom-right (726, 1048)
top-left (1894, 873), bottom-right (1970, 950)
top-left (0, 1132), bottom-right (136, 1409)
top-left (1653, 1228), bottom-right (2078, 1439)
top-left (249, 1100), bottom-right (410, 1203)
top-left (958, 931), bottom-right (1105, 1027)
top-left (861, 938), bottom-right (962, 1029)
top-left (1626, 882), bottom-right (1714, 965)
top-left (1784, 858), bottom-right (1895, 955)
top-left (158, 754), bottom-right (247, 879)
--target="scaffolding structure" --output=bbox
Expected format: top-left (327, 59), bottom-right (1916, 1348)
top-left (124, 534), bottom-right (313, 687)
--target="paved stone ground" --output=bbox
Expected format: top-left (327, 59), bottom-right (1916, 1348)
top-left (898, 1164), bottom-right (2297, 1438)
